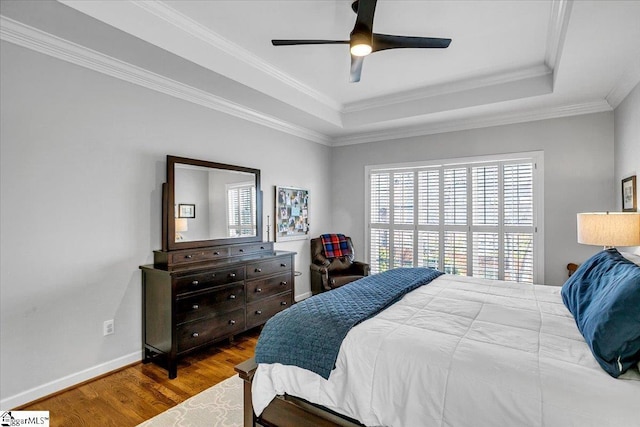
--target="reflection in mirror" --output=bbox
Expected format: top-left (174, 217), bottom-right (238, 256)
top-left (174, 164), bottom-right (257, 243)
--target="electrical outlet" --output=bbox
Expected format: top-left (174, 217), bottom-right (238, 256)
top-left (103, 319), bottom-right (114, 336)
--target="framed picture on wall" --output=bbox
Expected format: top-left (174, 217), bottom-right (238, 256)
top-left (275, 186), bottom-right (309, 241)
top-left (622, 175), bottom-right (637, 212)
top-left (178, 203), bottom-right (196, 218)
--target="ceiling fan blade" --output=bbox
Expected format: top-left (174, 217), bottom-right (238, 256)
top-left (350, 55), bottom-right (364, 83)
top-left (272, 40), bottom-right (349, 46)
top-left (372, 33), bottom-right (452, 52)
top-left (351, 0), bottom-right (377, 35)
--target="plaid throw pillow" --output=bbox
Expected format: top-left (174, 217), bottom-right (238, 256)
top-left (320, 234), bottom-right (352, 259)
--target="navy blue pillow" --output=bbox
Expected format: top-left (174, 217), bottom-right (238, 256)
top-left (561, 248), bottom-right (640, 377)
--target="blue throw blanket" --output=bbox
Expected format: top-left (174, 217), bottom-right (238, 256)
top-left (254, 267), bottom-right (444, 379)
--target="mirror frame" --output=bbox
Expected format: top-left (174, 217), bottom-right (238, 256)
top-left (165, 155), bottom-right (263, 251)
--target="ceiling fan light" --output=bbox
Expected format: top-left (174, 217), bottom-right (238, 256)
top-left (350, 29), bottom-right (372, 56)
top-left (350, 43), bottom-right (372, 56)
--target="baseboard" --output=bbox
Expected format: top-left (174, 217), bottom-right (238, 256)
top-left (1, 350), bottom-right (143, 409)
top-left (295, 291), bottom-right (312, 302)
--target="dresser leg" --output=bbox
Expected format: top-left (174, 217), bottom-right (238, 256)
top-left (168, 360), bottom-right (177, 379)
top-left (143, 348), bottom-right (153, 364)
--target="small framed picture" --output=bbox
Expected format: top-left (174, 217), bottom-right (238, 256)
top-left (178, 204), bottom-right (196, 218)
top-left (622, 175), bottom-right (637, 212)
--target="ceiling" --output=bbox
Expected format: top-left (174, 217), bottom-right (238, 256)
top-left (2, 0), bottom-right (640, 145)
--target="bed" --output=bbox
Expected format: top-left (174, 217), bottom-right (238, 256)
top-left (236, 249), bottom-right (640, 427)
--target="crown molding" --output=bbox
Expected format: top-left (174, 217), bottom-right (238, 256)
top-left (0, 16), bottom-right (331, 145)
top-left (545, 0), bottom-right (573, 75)
top-left (132, 0), bottom-right (342, 112)
top-left (332, 99), bottom-right (612, 146)
top-left (606, 55), bottom-right (640, 109)
top-left (1, 9), bottom-right (619, 150)
top-left (343, 65), bottom-right (552, 114)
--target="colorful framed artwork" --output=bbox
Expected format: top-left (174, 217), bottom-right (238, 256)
top-left (275, 186), bottom-right (309, 241)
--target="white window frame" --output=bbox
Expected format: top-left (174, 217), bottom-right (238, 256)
top-left (226, 181), bottom-right (256, 237)
top-left (364, 151), bottom-right (545, 283)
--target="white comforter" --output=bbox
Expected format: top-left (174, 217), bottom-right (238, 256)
top-left (252, 275), bottom-right (640, 427)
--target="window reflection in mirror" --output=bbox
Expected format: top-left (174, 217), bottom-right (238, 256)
top-left (174, 163), bottom-right (257, 243)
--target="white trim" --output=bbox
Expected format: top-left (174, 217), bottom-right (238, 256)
top-left (295, 291), bottom-right (313, 302)
top-left (343, 65), bottom-right (552, 113)
top-left (0, 7), bottom-right (616, 148)
top-left (131, 0), bottom-right (341, 112)
top-left (0, 16), bottom-right (331, 145)
top-left (333, 100), bottom-right (611, 146)
top-left (0, 351), bottom-right (142, 409)
top-left (606, 54), bottom-right (640, 109)
top-left (545, 0), bottom-right (573, 82)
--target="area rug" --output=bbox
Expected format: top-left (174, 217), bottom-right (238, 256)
top-left (137, 374), bottom-right (242, 427)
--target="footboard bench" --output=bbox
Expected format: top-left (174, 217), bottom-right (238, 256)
top-left (235, 358), bottom-right (364, 427)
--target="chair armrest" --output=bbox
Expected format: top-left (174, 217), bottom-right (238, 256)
top-left (350, 261), bottom-right (370, 276)
top-left (310, 263), bottom-right (328, 275)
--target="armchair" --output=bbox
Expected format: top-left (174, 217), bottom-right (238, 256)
top-left (310, 235), bottom-right (370, 295)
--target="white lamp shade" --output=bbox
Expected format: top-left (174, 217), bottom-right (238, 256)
top-left (175, 218), bottom-right (188, 232)
top-left (577, 212), bottom-right (640, 247)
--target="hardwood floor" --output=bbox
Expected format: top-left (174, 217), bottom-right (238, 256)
top-left (19, 329), bottom-right (259, 427)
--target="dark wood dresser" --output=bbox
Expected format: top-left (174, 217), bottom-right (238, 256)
top-left (140, 241), bottom-right (295, 378)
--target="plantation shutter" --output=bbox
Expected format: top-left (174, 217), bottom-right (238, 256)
top-left (227, 184), bottom-right (256, 237)
top-left (370, 172), bottom-right (391, 273)
top-left (367, 154), bottom-right (540, 283)
top-left (503, 162), bottom-right (534, 282)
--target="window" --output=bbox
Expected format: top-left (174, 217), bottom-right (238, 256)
top-left (366, 152), bottom-right (543, 283)
top-left (227, 183), bottom-right (256, 237)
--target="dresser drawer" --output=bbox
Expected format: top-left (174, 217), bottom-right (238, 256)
top-left (246, 293), bottom-right (292, 329)
top-left (175, 266), bottom-right (244, 294)
top-left (177, 308), bottom-right (245, 353)
top-left (168, 248), bottom-right (230, 265)
top-left (175, 284), bottom-right (245, 324)
top-left (229, 242), bottom-right (272, 257)
top-left (246, 257), bottom-right (292, 279)
top-left (246, 273), bottom-right (292, 303)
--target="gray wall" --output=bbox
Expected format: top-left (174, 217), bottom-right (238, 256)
top-left (0, 36), bottom-right (632, 409)
top-left (614, 83), bottom-right (640, 213)
top-left (614, 82), bottom-right (640, 254)
top-left (331, 112), bottom-right (615, 286)
top-left (0, 41), bottom-right (332, 406)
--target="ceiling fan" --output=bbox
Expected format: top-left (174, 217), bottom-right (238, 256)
top-left (271, 0), bottom-right (452, 83)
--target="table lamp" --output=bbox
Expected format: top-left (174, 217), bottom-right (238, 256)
top-left (175, 218), bottom-right (188, 241)
top-left (577, 212), bottom-right (640, 249)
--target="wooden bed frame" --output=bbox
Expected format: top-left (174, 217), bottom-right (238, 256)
top-left (235, 358), bottom-right (364, 427)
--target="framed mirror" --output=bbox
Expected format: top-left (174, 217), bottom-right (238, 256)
top-left (165, 155), bottom-right (263, 250)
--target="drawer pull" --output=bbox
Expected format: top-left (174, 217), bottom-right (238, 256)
top-left (255, 268), bottom-right (262, 273)
top-left (281, 301), bottom-right (288, 306)
top-left (229, 294), bottom-right (236, 300)
top-left (229, 320), bottom-right (236, 325)
top-left (280, 281), bottom-right (287, 286)
top-left (185, 255), bottom-right (193, 259)
top-left (255, 310), bottom-right (262, 315)
top-left (191, 280), bottom-right (199, 286)
top-left (256, 288), bottom-right (262, 293)
top-left (191, 332), bottom-right (199, 338)
top-left (228, 273), bottom-right (236, 278)
top-left (280, 263), bottom-right (287, 267)
top-left (213, 251), bottom-right (220, 255)
top-left (192, 304), bottom-right (199, 310)
top-left (239, 249), bottom-right (245, 253)
top-left (260, 246), bottom-right (265, 250)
